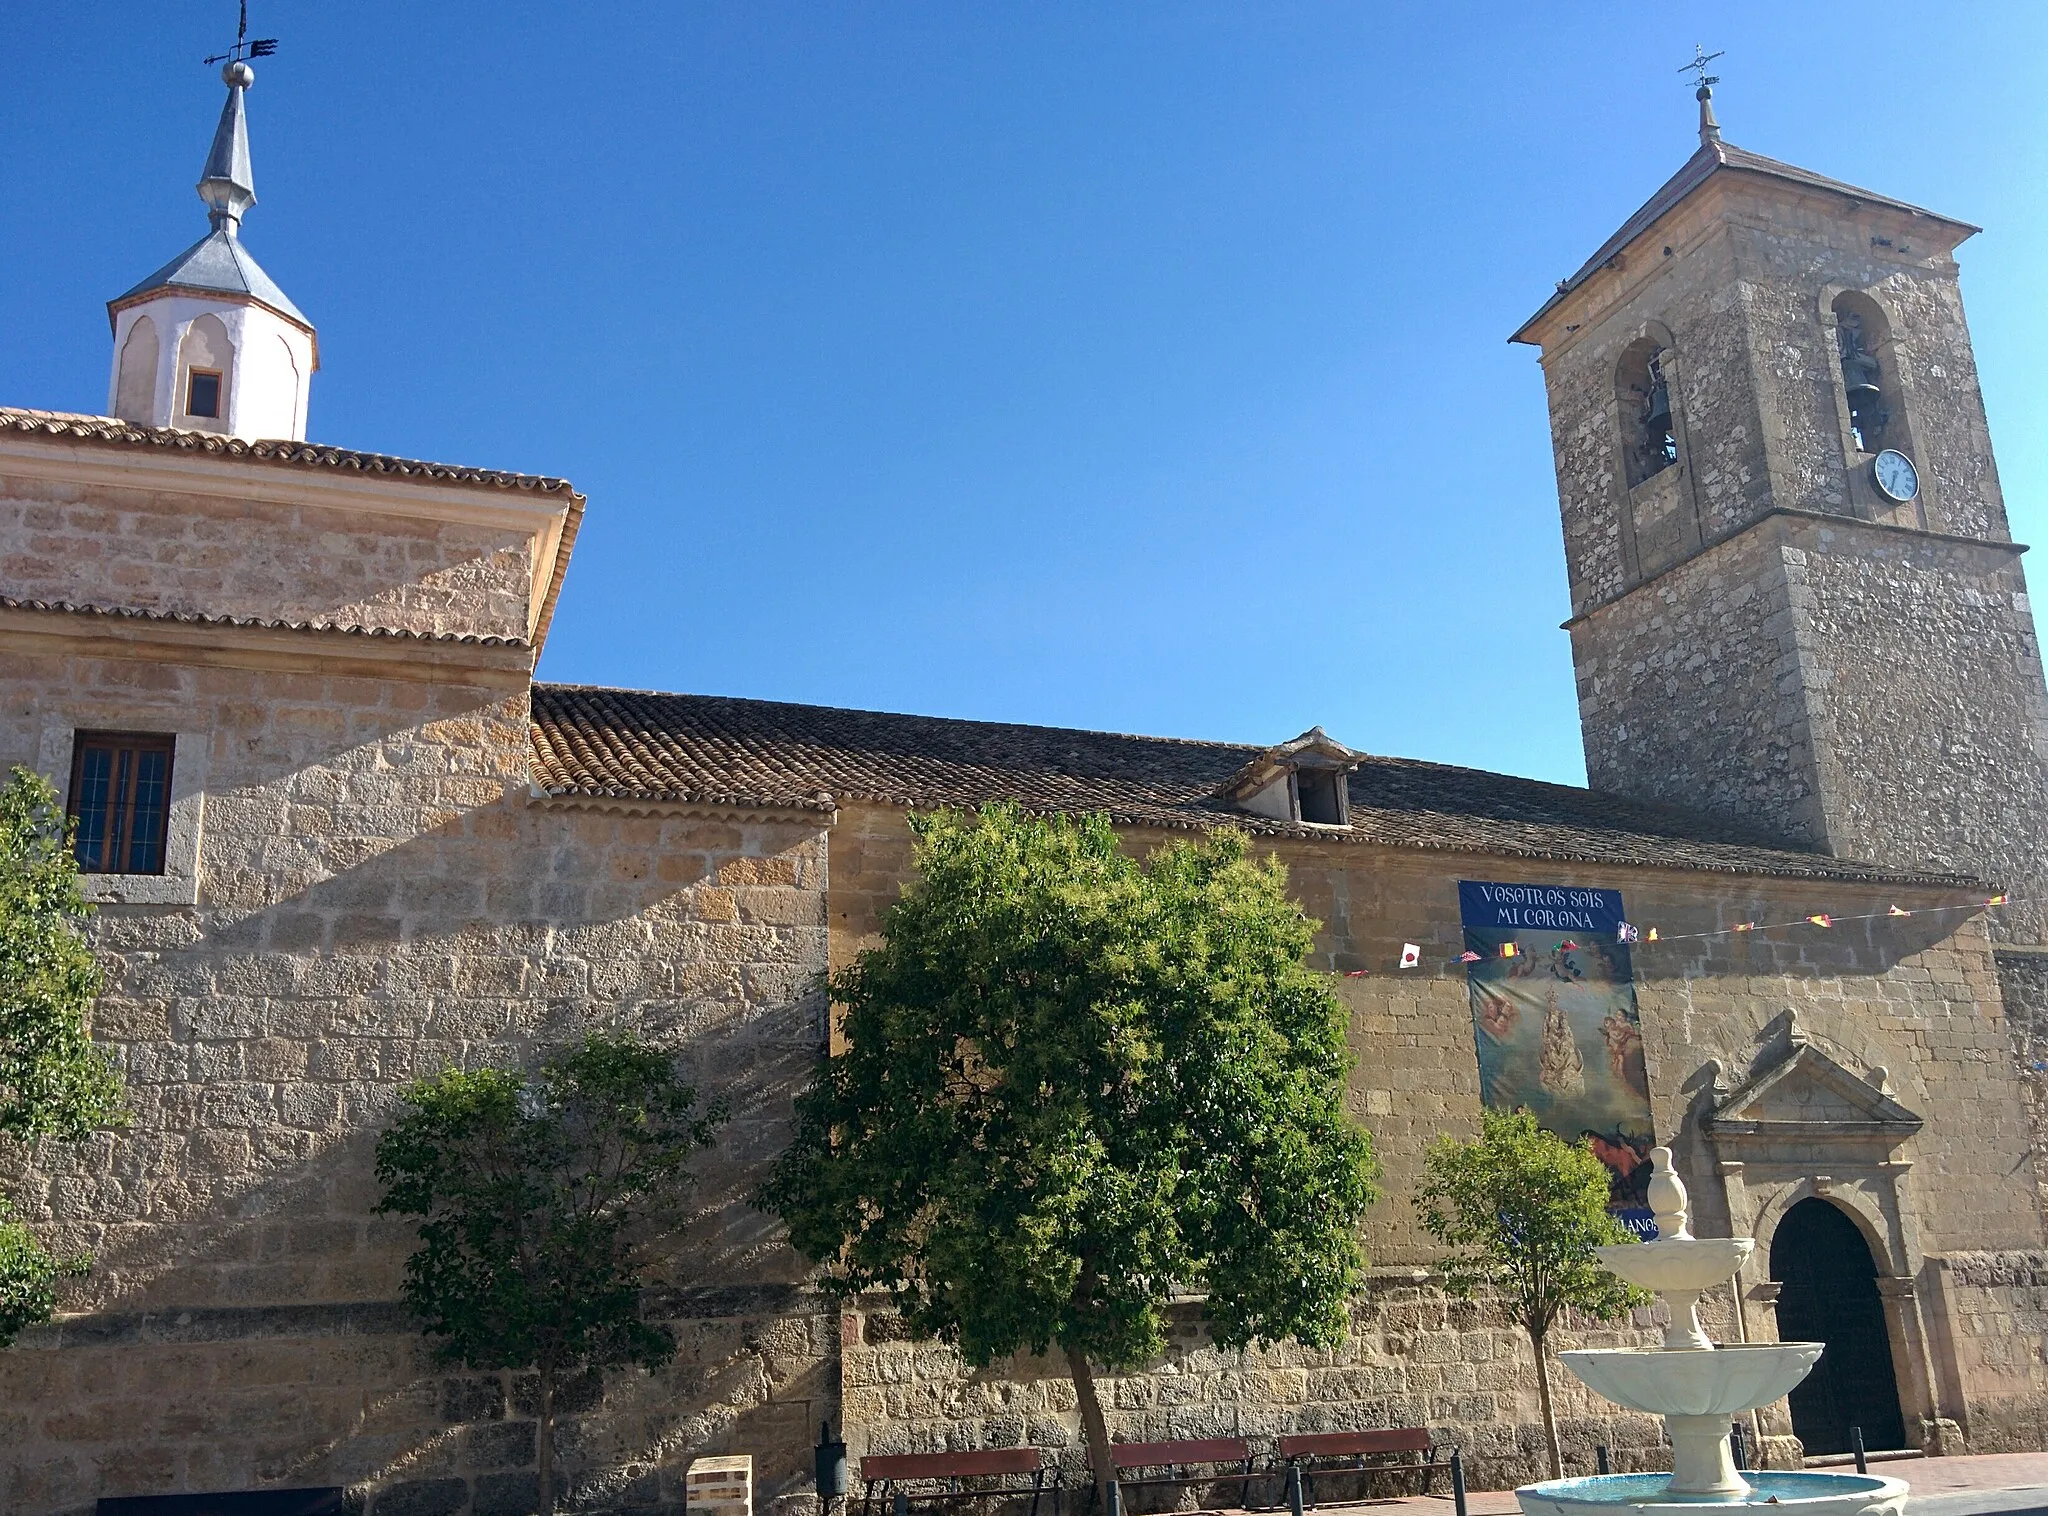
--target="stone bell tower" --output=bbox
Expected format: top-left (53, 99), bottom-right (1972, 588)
top-left (1511, 81), bottom-right (2048, 946)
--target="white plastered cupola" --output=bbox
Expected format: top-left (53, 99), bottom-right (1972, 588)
top-left (105, 61), bottom-right (316, 442)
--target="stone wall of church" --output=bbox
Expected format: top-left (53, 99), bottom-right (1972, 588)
top-left (1994, 950), bottom-right (2048, 1229)
top-left (1571, 513), bottom-right (2048, 945)
top-left (841, 1276), bottom-right (1717, 1496)
top-left (1932, 1252), bottom-right (2048, 1453)
top-left (0, 463), bottom-right (541, 641)
top-left (0, 627), bottom-right (835, 1516)
top-left (829, 801), bottom-right (2046, 1463)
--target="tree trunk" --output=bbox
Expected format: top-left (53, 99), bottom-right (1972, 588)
top-left (1530, 1327), bottom-right (1562, 1481)
top-left (1064, 1341), bottom-right (1116, 1513)
top-left (537, 1368), bottom-right (555, 1516)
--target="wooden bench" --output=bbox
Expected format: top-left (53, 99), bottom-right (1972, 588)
top-left (1110, 1438), bottom-right (1257, 1513)
top-left (860, 1448), bottom-right (1059, 1516)
top-left (1276, 1429), bottom-right (1443, 1506)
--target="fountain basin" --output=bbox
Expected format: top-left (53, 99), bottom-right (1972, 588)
top-left (1517, 1470), bottom-right (1906, 1516)
top-left (1560, 1344), bottom-right (1823, 1418)
top-left (1596, 1238), bottom-right (1755, 1294)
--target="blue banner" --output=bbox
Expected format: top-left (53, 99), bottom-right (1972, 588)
top-left (1458, 880), bottom-right (1628, 935)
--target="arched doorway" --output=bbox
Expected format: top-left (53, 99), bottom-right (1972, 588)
top-left (1771, 1198), bottom-right (1907, 1453)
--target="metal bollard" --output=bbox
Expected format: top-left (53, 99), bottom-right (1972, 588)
top-left (1595, 1445), bottom-right (1610, 1476)
top-left (894, 1493), bottom-right (910, 1516)
top-left (1287, 1463), bottom-right (1305, 1516)
top-left (1108, 1481), bottom-right (1123, 1516)
top-left (1451, 1448), bottom-right (1468, 1516)
top-left (1852, 1426), bottom-right (1867, 1475)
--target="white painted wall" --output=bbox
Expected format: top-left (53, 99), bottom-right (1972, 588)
top-left (107, 293), bottom-right (315, 442)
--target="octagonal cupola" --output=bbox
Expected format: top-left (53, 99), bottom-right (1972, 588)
top-left (1218, 727), bottom-right (1363, 827)
top-left (105, 60), bottom-right (316, 441)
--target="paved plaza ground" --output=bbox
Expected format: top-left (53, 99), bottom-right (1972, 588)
top-left (1286, 1452), bottom-right (2048, 1516)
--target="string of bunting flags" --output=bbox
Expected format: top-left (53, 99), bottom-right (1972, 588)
top-left (1341, 890), bottom-right (2015, 976)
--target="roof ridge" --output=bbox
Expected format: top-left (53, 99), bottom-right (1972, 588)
top-left (531, 682), bottom-right (1269, 755)
top-left (0, 594), bottom-right (532, 648)
top-left (0, 406), bottom-right (578, 496)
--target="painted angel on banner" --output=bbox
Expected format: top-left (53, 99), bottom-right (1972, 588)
top-left (1601, 1010), bottom-right (1649, 1100)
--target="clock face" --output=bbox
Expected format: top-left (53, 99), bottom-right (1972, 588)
top-left (1873, 449), bottom-right (1920, 503)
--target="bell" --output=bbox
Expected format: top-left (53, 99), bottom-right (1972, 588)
top-left (1643, 375), bottom-right (1672, 437)
top-left (1842, 350), bottom-right (1883, 412)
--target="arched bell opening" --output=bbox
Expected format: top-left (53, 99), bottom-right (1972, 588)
top-left (1769, 1196), bottom-right (1906, 1455)
top-left (1615, 336), bottom-right (1680, 489)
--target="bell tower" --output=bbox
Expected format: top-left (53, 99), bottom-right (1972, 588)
top-left (1512, 81), bottom-right (2048, 945)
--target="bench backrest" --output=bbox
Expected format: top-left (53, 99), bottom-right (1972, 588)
top-left (1110, 1438), bottom-right (1252, 1471)
top-left (1277, 1429), bottom-right (1432, 1460)
top-left (861, 1449), bottom-right (1044, 1483)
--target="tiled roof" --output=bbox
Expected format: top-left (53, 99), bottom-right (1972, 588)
top-left (0, 408), bottom-right (578, 498)
top-left (528, 684), bottom-right (1978, 886)
top-left (1511, 139), bottom-right (1978, 343)
top-left (0, 596), bottom-right (531, 648)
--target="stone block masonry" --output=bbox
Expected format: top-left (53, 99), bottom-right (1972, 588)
top-left (0, 623), bottom-right (838, 1516)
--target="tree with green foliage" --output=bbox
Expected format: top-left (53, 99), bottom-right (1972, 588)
top-left (0, 766), bottom-right (126, 1345)
top-left (1417, 1109), bottom-right (1649, 1481)
top-left (759, 804), bottom-right (1382, 1509)
top-left (375, 1033), bottom-right (726, 1515)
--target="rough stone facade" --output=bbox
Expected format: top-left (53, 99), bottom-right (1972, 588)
top-left (831, 800), bottom-right (2047, 1481)
top-left (0, 449), bottom-right (834, 1515)
top-left (1518, 167), bottom-right (2048, 947)
top-left (6, 125), bottom-right (2048, 1516)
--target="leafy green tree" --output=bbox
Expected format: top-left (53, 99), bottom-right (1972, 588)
top-left (759, 804), bottom-right (1382, 1508)
top-left (0, 765), bottom-right (126, 1342)
top-left (0, 1197), bottom-right (90, 1346)
top-left (375, 1034), bottom-right (725, 1515)
top-left (1417, 1109), bottom-right (1649, 1481)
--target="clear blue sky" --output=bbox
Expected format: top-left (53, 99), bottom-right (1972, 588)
top-left (5, 3), bottom-right (2044, 787)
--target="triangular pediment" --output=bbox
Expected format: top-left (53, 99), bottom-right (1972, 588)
top-left (1705, 1041), bottom-right (1922, 1146)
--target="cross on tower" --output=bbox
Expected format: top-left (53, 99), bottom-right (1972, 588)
top-left (1678, 43), bottom-right (1724, 94)
top-left (1679, 44), bottom-right (1726, 144)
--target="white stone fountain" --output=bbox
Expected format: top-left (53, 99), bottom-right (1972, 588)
top-left (1515, 1149), bottom-right (1908, 1516)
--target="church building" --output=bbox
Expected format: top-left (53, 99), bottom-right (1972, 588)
top-left (3, 58), bottom-right (2046, 1516)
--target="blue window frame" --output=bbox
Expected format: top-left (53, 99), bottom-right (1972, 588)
top-left (67, 732), bottom-right (175, 875)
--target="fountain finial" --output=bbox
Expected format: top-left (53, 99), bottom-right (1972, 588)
top-left (1645, 1146), bottom-right (1693, 1241)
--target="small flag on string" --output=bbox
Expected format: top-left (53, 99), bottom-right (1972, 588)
top-left (1888, 905), bottom-right (1911, 917)
top-left (1807, 914), bottom-right (1833, 928)
top-left (1557, 940), bottom-right (1580, 951)
top-left (1616, 922), bottom-right (1640, 942)
top-left (1456, 950), bottom-right (1483, 964)
top-left (1988, 894), bottom-right (2010, 906)
top-left (1500, 942), bottom-right (1520, 958)
top-left (1733, 921), bottom-right (1756, 932)
top-left (1399, 943), bottom-right (1422, 969)
top-left (1645, 927), bottom-right (1660, 942)
top-left (1343, 969), bottom-right (1369, 978)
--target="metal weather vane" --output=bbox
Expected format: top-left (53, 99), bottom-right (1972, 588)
top-left (204, 1), bottom-right (278, 67)
top-left (1678, 43), bottom-right (1724, 93)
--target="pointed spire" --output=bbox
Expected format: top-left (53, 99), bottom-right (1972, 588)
top-left (1678, 45), bottom-right (1726, 150)
top-left (198, 61), bottom-right (258, 231)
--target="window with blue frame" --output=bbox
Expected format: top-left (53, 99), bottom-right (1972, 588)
top-left (67, 732), bottom-right (175, 875)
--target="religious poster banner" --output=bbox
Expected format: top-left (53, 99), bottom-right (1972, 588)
top-left (1458, 881), bottom-right (1655, 1229)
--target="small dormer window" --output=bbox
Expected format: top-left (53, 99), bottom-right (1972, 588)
top-left (1295, 769), bottom-right (1345, 826)
top-left (186, 369), bottom-right (223, 418)
top-left (1217, 727), bottom-right (1363, 829)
